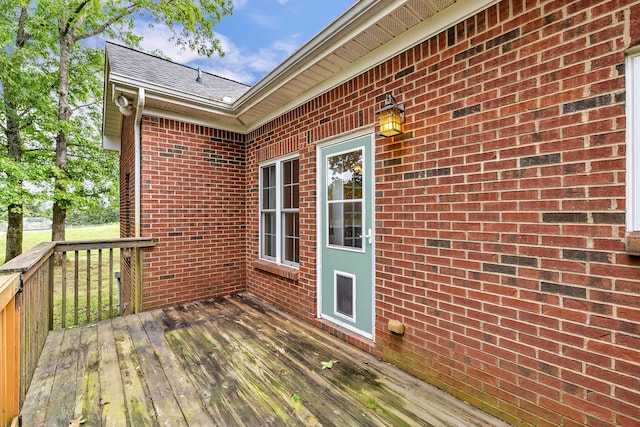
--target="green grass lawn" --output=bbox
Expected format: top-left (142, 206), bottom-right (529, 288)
top-left (0, 223), bottom-right (120, 264)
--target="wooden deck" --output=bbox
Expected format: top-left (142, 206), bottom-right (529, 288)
top-left (20, 294), bottom-right (508, 426)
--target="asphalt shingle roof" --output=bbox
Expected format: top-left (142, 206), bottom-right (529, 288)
top-left (106, 43), bottom-right (251, 103)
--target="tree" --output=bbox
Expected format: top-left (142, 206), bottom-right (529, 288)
top-left (50, 0), bottom-right (232, 242)
top-left (0, 3), bottom-right (57, 261)
top-left (0, 0), bottom-right (232, 260)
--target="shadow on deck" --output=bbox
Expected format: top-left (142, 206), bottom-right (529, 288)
top-left (21, 294), bottom-right (508, 426)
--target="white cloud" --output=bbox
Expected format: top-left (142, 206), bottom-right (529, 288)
top-left (247, 12), bottom-right (280, 30)
top-left (136, 23), bottom-right (204, 63)
top-left (130, 21), bottom-right (299, 85)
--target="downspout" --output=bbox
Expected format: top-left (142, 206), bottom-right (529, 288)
top-left (133, 88), bottom-right (145, 313)
top-left (134, 88), bottom-right (145, 238)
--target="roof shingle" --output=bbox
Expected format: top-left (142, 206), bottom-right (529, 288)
top-left (106, 43), bottom-right (250, 103)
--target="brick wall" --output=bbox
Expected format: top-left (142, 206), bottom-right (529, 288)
top-left (244, 1), bottom-right (640, 425)
top-left (138, 116), bottom-right (247, 310)
top-left (119, 113), bottom-right (135, 314)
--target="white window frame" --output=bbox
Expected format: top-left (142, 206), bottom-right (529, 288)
top-left (626, 50), bottom-right (640, 232)
top-left (259, 154), bottom-right (299, 267)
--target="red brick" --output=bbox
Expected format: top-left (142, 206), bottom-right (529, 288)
top-left (123, 1), bottom-right (640, 426)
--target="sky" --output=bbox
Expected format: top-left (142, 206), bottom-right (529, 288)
top-left (134, 0), bottom-right (355, 86)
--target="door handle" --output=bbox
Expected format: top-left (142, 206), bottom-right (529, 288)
top-left (359, 228), bottom-right (372, 245)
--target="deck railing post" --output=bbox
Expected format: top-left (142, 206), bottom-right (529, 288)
top-left (134, 247), bottom-right (143, 314)
top-left (48, 256), bottom-right (54, 331)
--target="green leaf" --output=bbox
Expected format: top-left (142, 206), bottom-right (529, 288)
top-left (321, 359), bottom-right (339, 370)
top-left (291, 392), bottom-right (305, 403)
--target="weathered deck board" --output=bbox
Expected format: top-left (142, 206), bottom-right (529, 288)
top-left (111, 315), bottom-right (156, 425)
top-left (45, 326), bottom-right (82, 426)
top-left (138, 310), bottom-right (213, 426)
top-left (75, 323), bottom-right (101, 423)
top-left (18, 328), bottom-right (64, 425)
top-left (125, 313), bottom-right (187, 425)
top-left (97, 318), bottom-right (127, 425)
top-left (20, 294), bottom-right (509, 426)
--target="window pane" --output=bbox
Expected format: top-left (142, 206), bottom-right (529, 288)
top-left (284, 186), bottom-right (292, 209)
top-left (262, 165), bottom-right (275, 186)
top-left (282, 159), bottom-right (299, 209)
top-left (292, 185), bottom-right (299, 208)
top-left (283, 159), bottom-right (298, 184)
top-left (284, 238), bottom-right (298, 263)
top-left (292, 159), bottom-right (299, 182)
top-left (263, 188), bottom-right (275, 210)
top-left (283, 213), bottom-right (299, 264)
top-left (262, 212), bottom-right (276, 258)
top-left (328, 203), bottom-right (343, 246)
top-left (261, 165), bottom-right (276, 210)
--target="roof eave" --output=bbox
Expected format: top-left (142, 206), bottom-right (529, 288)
top-left (103, 0), bottom-right (501, 139)
top-left (238, 0), bottom-right (500, 132)
top-left (232, 0), bottom-right (382, 112)
top-left (104, 70), bottom-right (248, 134)
top-left (109, 71), bottom-right (238, 113)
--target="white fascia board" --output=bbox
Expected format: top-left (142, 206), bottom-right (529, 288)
top-left (627, 53), bottom-right (640, 232)
top-left (243, 0), bottom-right (499, 133)
top-left (142, 106), bottom-right (247, 134)
top-left (102, 134), bottom-right (121, 153)
top-left (101, 59), bottom-right (114, 137)
top-left (142, 91), bottom-right (238, 120)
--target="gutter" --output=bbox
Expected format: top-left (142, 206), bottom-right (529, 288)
top-left (109, 73), bottom-right (240, 113)
top-left (134, 88), bottom-right (145, 238)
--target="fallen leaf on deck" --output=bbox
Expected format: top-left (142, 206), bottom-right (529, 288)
top-left (68, 417), bottom-right (86, 426)
top-left (321, 359), bottom-right (339, 370)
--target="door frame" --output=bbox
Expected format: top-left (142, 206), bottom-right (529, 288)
top-left (316, 128), bottom-right (376, 341)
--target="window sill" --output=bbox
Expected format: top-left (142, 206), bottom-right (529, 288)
top-left (254, 259), bottom-right (299, 281)
top-left (627, 232), bottom-right (640, 256)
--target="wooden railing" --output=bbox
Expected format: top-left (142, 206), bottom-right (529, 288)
top-left (1, 273), bottom-right (21, 427)
top-left (0, 238), bottom-right (155, 426)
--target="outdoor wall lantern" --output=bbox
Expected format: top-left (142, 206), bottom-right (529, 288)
top-left (376, 93), bottom-right (405, 137)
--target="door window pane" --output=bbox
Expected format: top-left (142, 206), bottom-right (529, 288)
top-left (327, 150), bottom-right (362, 201)
top-left (327, 149), bottom-right (364, 249)
top-left (328, 202), bottom-right (362, 248)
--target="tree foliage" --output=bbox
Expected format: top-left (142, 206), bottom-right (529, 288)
top-left (0, 2), bottom-right (58, 259)
top-left (0, 0), bottom-right (232, 260)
